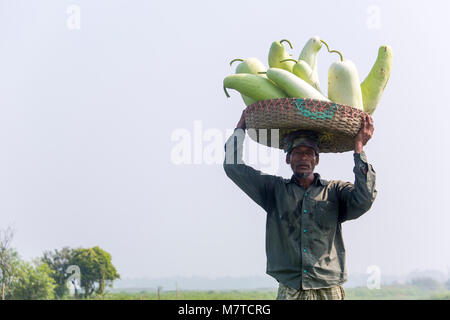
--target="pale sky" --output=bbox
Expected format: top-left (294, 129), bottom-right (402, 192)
top-left (0, 0), bottom-right (449, 281)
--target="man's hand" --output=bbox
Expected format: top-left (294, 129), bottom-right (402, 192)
top-left (236, 110), bottom-right (246, 130)
top-left (354, 114), bottom-right (374, 153)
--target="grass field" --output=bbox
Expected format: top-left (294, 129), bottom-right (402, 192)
top-left (85, 286), bottom-right (450, 300)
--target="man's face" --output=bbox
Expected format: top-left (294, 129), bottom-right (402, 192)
top-left (287, 145), bottom-right (319, 179)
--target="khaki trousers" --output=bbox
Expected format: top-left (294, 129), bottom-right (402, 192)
top-left (276, 282), bottom-right (346, 300)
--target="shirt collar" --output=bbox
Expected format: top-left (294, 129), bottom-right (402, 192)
top-left (286, 172), bottom-right (328, 187)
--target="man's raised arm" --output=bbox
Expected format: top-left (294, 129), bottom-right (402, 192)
top-left (223, 111), bottom-right (278, 211)
top-left (337, 114), bottom-right (377, 222)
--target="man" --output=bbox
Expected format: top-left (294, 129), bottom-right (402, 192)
top-left (223, 111), bottom-right (377, 300)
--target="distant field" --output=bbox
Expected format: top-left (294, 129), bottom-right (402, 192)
top-left (87, 286), bottom-right (450, 300)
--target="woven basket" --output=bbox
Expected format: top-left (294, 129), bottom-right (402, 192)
top-left (244, 98), bottom-right (368, 153)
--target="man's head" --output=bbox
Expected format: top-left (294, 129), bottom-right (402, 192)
top-left (284, 131), bottom-right (320, 179)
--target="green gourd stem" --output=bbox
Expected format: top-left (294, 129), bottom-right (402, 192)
top-left (258, 72), bottom-right (267, 74)
top-left (280, 39), bottom-right (293, 49)
top-left (320, 39), bottom-right (332, 52)
top-left (280, 59), bottom-right (298, 63)
top-left (223, 86), bottom-right (230, 98)
top-left (330, 50), bottom-right (343, 62)
top-left (320, 40), bottom-right (344, 62)
top-left (229, 58), bottom-right (244, 66)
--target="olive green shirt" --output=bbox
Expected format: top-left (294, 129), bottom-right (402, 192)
top-left (223, 128), bottom-right (377, 290)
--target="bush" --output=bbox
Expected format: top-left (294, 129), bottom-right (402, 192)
top-left (409, 277), bottom-right (443, 291)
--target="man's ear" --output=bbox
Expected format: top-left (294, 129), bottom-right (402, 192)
top-left (315, 154), bottom-right (320, 166)
top-left (286, 153), bottom-right (291, 164)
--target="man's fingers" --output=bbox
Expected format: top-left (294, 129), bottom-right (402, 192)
top-left (361, 115), bottom-right (366, 128)
top-left (368, 116), bottom-right (374, 133)
top-left (364, 114), bottom-right (374, 131)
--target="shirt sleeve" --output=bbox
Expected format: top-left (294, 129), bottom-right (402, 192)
top-left (335, 150), bottom-right (377, 222)
top-left (223, 128), bottom-right (279, 212)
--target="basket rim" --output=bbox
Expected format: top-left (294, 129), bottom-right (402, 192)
top-left (243, 98), bottom-right (368, 153)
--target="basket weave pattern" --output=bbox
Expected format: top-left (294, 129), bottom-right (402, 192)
top-left (244, 98), bottom-right (367, 153)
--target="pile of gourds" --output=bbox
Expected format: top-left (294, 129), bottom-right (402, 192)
top-left (223, 36), bottom-right (392, 115)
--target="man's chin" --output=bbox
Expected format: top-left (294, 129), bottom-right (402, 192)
top-left (294, 172), bottom-right (311, 179)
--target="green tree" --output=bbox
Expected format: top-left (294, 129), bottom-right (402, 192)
top-left (9, 259), bottom-right (56, 300)
top-left (0, 227), bottom-right (19, 300)
top-left (69, 246), bottom-right (120, 298)
top-left (0, 248), bottom-right (20, 300)
top-left (41, 247), bottom-right (75, 299)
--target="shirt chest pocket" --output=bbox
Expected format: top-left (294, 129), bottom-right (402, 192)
top-left (312, 200), bottom-right (339, 229)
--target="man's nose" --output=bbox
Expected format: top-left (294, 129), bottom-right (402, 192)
top-left (299, 153), bottom-right (309, 160)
